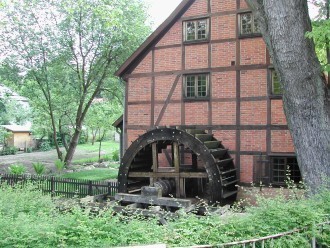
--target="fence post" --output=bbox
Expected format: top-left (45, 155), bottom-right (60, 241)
top-left (51, 176), bottom-right (55, 197)
top-left (88, 180), bottom-right (93, 195)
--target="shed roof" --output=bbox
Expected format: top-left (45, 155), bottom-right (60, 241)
top-left (1, 125), bottom-right (31, 133)
top-left (112, 115), bottom-right (123, 128)
top-left (115, 0), bottom-right (195, 77)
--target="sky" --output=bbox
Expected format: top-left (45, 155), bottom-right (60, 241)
top-left (145, 0), bottom-right (320, 30)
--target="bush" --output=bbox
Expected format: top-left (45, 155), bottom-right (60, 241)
top-left (8, 164), bottom-right (26, 175)
top-left (54, 159), bottom-right (65, 172)
top-left (0, 183), bottom-right (329, 247)
top-left (32, 162), bottom-right (45, 175)
top-left (0, 146), bottom-right (18, 156)
top-left (25, 147), bottom-right (33, 153)
top-left (112, 149), bottom-right (119, 161)
top-left (40, 141), bottom-right (52, 151)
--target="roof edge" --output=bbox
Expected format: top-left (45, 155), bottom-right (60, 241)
top-left (115, 0), bottom-right (194, 78)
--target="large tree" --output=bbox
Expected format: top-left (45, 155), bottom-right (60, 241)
top-left (0, 0), bottom-right (151, 164)
top-left (246, 0), bottom-right (330, 193)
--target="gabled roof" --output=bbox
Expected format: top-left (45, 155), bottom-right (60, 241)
top-left (115, 0), bottom-right (195, 78)
top-left (1, 125), bottom-right (31, 133)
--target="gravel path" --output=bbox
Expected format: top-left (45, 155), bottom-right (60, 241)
top-left (0, 148), bottom-right (108, 174)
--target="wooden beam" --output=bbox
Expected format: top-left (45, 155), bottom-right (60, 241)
top-left (151, 142), bottom-right (159, 185)
top-left (115, 193), bottom-right (192, 208)
top-left (128, 172), bottom-right (208, 178)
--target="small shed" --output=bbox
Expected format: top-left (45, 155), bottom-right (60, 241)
top-left (1, 125), bottom-right (35, 150)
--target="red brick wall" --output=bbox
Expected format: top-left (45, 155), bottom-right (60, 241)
top-left (154, 103), bottom-right (181, 126)
top-left (124, 0), bottom-right (294, 185)
top-left (211, 0), bottom-right (237, 12)
top-left (154, 75), bottom-right (181, 101)
top-left (240, 0), bottom-right (249, 9)
top-left (127, 77), bottom-right (151, 102)
top-left (156, 22), bottom-right (182, 47)
top-left (240, 38), bottom-right (266, 65)
top-left (211, 15), bottom-right (236, 40)
top-left (185, 102), bottom-right (209, 125)
top-left (212, 72), bottom-right (236, 98)
top-left (271, 100), bottom-right (287, 125)
top-left (241, 70), bottom-right (267, 97)
top-left (241, 101), bottom-right (267, 125)
top-left (271, 130), bottom-right (295, 153)
top-left (212, 130), bottom-right (236, 151)
top-left (127, 104), bottom-right (151, 126)
top-left (211, 42), bottom-right (236, 67)
top-left (212, 102), bottom-right (236, 125)
top-left (132, 52), bottom-right (152, 74)
top-left (154, 47), bottom-right (182, 72)
top-left (240, 155), bottom-right (254, 183)
top-left (185, 44), bottom-right (209, 69)
top-left (241, 130), bottom-right (267, 152)
top-left (183, 0), bottom-right (208, 17)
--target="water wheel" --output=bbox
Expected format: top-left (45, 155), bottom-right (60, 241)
top-left (118, 127), bottom-right (238, 205)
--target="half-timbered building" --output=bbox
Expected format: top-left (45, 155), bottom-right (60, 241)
top-left (115, 0), bottom-right (301, 203)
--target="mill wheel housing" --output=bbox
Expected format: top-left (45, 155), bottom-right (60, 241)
top-left (118, 128), bottom-right (238, 205)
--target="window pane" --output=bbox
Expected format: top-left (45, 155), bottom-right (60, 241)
top-left (241, 13), bottom-right (252, 34)
top-left (197, 75), bottom-right (207, 97)
top-left (197, 20), bottom-right (207, 40)
top-left (186, 76), bottom-right (195, 97)
top-left (253, 17), bottom-right (260, 33)
top-left (186, 21), bottom-right (196, 41)
top-left (272, 70), bottom-right (283, 94)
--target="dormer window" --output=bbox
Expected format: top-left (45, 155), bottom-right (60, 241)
top-left (183, 19), bottom-right (209, 42)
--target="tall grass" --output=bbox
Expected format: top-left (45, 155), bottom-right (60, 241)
top-left (0, 182), bottom-right (329, 247)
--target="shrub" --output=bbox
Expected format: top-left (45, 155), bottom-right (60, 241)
top-left (0, 146), bottom-right (18, 156)
top-left (25, 147), bottom-right (33, 153)
top-left (112, 149), bottom-right (119, 161)
top-left (32, 162), bottom-right (45, 175)
top-left (8, 164), bottom-right (26, 175)
top-left (40, 141), bottom-right (52, 151)
top-left (55, 159), bottom-right (65, 172)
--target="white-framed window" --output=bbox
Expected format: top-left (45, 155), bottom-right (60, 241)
top-left (270, 69), bottom-right (283, 95)
top-left (239, 12), bottom-right (260, 35)
top-left (183, 19), bottom-right (209, 42)
top-left (184, 74), bottom-right (209, 99)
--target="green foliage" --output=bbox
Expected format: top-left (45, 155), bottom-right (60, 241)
top-left (0, 184), bottom-right (329, 247)
top-left (71, 155), bottom-right (111, 165)
top-left (8, 164), bottom-right (26, 175)
top-left (54, 159), bottom-right (65, 172)
top-left (25, 147), bottom-right (33, 153)
top-left (62, 168), bottom-right (118, 180)
top-left (39, 141), bottom-right (52, 151)
top-left (0, 185), bottom-right (330, 248)
top-left (306, 19), bottom-right (330, 71)
top-left (112, 149), bottom-right (120, 161)
top-left (0, 0), bottom-right (151, 164)
top-left (0, 146), bottom-right (18, 156)
top-left (0, 95), bottom-right (31, 125)
top-left (32, 162), bottom-right (45, 175)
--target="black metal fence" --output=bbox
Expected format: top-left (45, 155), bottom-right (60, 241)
top-left (0, 173), bottom-right (118, 198)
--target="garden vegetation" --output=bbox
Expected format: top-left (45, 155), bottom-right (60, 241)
top-left (0, 182), bottom-right (329, 247)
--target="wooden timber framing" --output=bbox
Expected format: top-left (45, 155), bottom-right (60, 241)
top-left (117, 0), bottom-right (297, 189)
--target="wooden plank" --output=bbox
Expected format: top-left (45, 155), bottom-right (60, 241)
top-left (128, 172), bottom-right (208, 178)
top-left (151, 142), bottom-right (158, 185)
top-left (115, 193), bottom-right (191, 208)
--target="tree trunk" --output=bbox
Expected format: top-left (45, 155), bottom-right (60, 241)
top-left (50, 112), bottom-right (62, 161)
top-left (246, 0), bottom-right (330, 194)
top-left (64, 127), bottom-right (81, 165)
